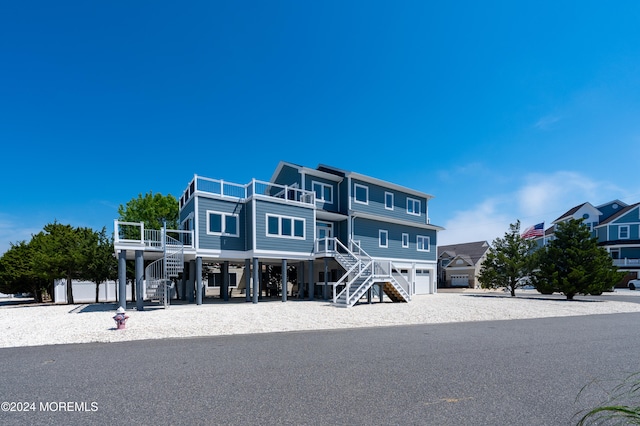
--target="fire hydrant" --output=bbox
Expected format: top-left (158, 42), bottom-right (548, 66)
top-left (113, 307), bottom-right (129, 330)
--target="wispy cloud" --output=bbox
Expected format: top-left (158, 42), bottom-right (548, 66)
top-left (534, 114), bottom-right (562, 130)
top-left (439, 171), bottom-right (630, 246)
top-left (0, 215), bottom-right (41, 255)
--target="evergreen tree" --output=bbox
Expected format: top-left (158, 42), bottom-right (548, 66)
top-left (478, 220), bottom-right (538, 297)
top-left (533, 219), bottom-right (623, 299)
top-left (0, 240), bottom-right (50, 302)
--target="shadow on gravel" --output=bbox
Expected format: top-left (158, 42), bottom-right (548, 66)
top-left (461, 294), bottom-right (604, 303)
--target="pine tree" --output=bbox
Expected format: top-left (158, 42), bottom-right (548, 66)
top-left (478, 220), bottom-right (538, 297)
top-left (534, 219), bottom-right (623, 299)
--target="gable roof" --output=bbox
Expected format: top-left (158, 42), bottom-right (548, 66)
top-left (438, 241), bottom-right (489, 265)
top-left (595, 202), bottom-right (640, 227)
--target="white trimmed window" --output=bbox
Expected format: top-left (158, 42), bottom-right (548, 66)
top-left (385, 192), bottom-right (394, 210)
top-left (417, 235), bottom-right (430, 252)
top-left (312, 181), bottom-right (333, 204)
top-left (266, 214), bottom-right (305, 239)
top-left (402, 233), bottom-right (409, 248)
top-left (619, 225), bottom-right (630, 239)
top-left (354, 184), bottom-right (369, 205)
top-left (207, 211), bottom-right (239, 237)
top-left (379, 230), bottom-right (388, 248)
top-left (407, 198), bottom-right (421, 216)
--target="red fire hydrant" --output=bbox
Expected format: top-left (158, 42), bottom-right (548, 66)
top-left (113, 307), bottom-right (129, 330)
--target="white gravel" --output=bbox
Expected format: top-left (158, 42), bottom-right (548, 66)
top-left (2, 290), bottom-right (640, 348)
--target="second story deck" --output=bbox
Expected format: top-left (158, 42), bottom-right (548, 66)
top-left (179, 175), bottom-right (315, 210)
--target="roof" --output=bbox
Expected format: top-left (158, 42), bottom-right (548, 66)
top-left (437, 241), bottom-right (490, 265)
top-left (553, 203), bottom-right (588, 223)
top-left (595, 202), bottom-right (640, 227)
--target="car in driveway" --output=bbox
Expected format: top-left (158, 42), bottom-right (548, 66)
top-left (629, 279), bottom-right (640, 290)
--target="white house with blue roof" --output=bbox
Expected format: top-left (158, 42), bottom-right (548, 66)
top-left (113, 161), bottom-right (444, 309)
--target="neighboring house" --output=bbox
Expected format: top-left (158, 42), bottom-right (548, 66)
top-left (534, 199), bottom-right (640, 284)
top-left (437, 241), bottom-right (490, 288)
top-left (113, 161), bottom-right (444, 308)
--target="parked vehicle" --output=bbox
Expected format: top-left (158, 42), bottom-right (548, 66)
top-left (628, 279), bottom-right (640, 290)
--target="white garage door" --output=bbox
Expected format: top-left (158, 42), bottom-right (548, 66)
top-left (451, 275), bottom-right (469, 287)
top-left (415, 269), bottom-right (431, 294)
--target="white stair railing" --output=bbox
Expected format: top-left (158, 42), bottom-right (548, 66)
top-left (322, 237), bottom-right (411, 307)
top-left (144, 228), bottom-right (184, 308)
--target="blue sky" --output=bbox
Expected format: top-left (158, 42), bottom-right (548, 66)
top-left (2, 1), bottom-right (640, 254)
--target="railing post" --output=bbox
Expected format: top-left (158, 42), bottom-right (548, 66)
top-left (285, 185), bottom-right (288, 200)
top-left (140, 222), bottom-right (145, 245)
top-left (220, 179), bottom-right (224, 197)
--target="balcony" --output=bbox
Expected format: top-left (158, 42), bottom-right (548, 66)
top-left (179, 176), bottom-right (315, 209)
top-left (613, 258), bottom-right (640, 267)
top-left (114, 221), bottom-right (194, 250)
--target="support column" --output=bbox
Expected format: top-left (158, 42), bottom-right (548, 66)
top-left (281, 259), bottom-right (287, 302)
top-left (188, 260), bottom-right (195, 303)
top-left (367, 286), bottom-right (372, 304)
top-left (245, 259), bottom-right (251, 302)
top-left (135, 250), bottom-right (144, 311)
top-left (181, 268), bottom-right (187, 301)
top-left (323, 258), bottom-right (329, 301)
top-left (118, 250), bottom-right (127, 310)
top-left (252, 258), bottom-right (259, 304)
top-left (379, 284), bottom-right (383, 303)
top-left (223, 261), bottom-right (230, 301)
top-left (196, 257), bottom-right (203, 305)
top-left (308, 260), bottom-right (314, 301)
top-left (298, 262), bottom-right (304, 299)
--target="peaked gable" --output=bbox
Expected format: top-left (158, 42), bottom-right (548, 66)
top-left (596, 202), bottom-right (640, 226)
top-left (438, 241), bottom-right (489, 265)
top-left (552, 202), bottom-right (601, 225)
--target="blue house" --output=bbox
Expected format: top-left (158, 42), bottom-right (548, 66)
top-left (113, 161), bottom-right (444, 308)
top-left (534, 199), bottom-right (640, 284)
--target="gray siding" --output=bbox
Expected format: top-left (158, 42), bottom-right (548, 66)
top-left (254, 199), bottom-right (315, 254)
top-left (272, 164), bottom-right (302, 187)
top-left (197, 197), bottom-right (247, 251)
top-left (352, 217), bottom-right (436, 261)
top-left (305, 175), bottom-right (339, 213)
top-left (350, 178), bottom-right (428, 225)
top-left (179, 196), bottom-right (195, 225)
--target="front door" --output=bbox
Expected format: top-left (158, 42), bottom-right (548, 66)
top-left (316, 222), bottom-right (334, 252)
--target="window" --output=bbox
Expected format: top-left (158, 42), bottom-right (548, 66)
top-left (407, 198), bottom-right (421, 216)
top-left (417, 235), bottom-right (430, 252)
top-left (620, 225), bottom-right (630, 239)
top-left (312, 181), bottom-right (333, 204)
top-left (207, 211), bottom-right (239, 237)
top-left (266, 214), bottom-right (305, 239)
top-left (402, 233), bottom-right (409, 248)
top-left (354, 184), bottom-right (368, 204)
top-left (379, 230), bottom-right (388, 248)
top-left (385, 192), bottom-right (394, 210)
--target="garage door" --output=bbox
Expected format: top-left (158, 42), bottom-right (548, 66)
top-left (415, 270), bottom-right (431, 294)
top-left (451, 275), bottom-right (469, 287)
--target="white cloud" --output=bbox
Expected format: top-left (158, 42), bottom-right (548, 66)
top-left (438, 171), bottom-right (631, 247)
top-left (0, 215), bottom-right (41, 255)
top-left (439, 197), bottom-right (514, 246)
top-left (534, 114), bottom-right (562, 130)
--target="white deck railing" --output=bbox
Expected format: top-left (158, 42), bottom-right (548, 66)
top-left (613, 258), bottom-right (640, 267)
top-left (180, 176), bottom-right (315, 207)
top-left (114, 221), bottom-right (194, 249)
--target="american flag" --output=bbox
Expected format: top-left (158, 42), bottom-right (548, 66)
top-left (521, 222), bottom-right (544, 239)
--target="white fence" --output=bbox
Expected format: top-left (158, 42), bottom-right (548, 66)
top-left (53, 279), bottom-right (132, 304)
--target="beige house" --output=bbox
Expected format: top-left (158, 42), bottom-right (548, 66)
top-left (438, 241), bottom-right (490, 288)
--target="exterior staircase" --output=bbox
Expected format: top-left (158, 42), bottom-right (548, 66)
top-left (329, 239), bottom-right (411, 307)
top-left (144, 230), bottom-right (184, 308)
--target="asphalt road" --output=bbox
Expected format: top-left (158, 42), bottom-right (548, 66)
top-left (2, 312), bottom-right (640, 426)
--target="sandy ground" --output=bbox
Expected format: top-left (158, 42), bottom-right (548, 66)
top-left (2, 290), bottom-right (640, 348)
